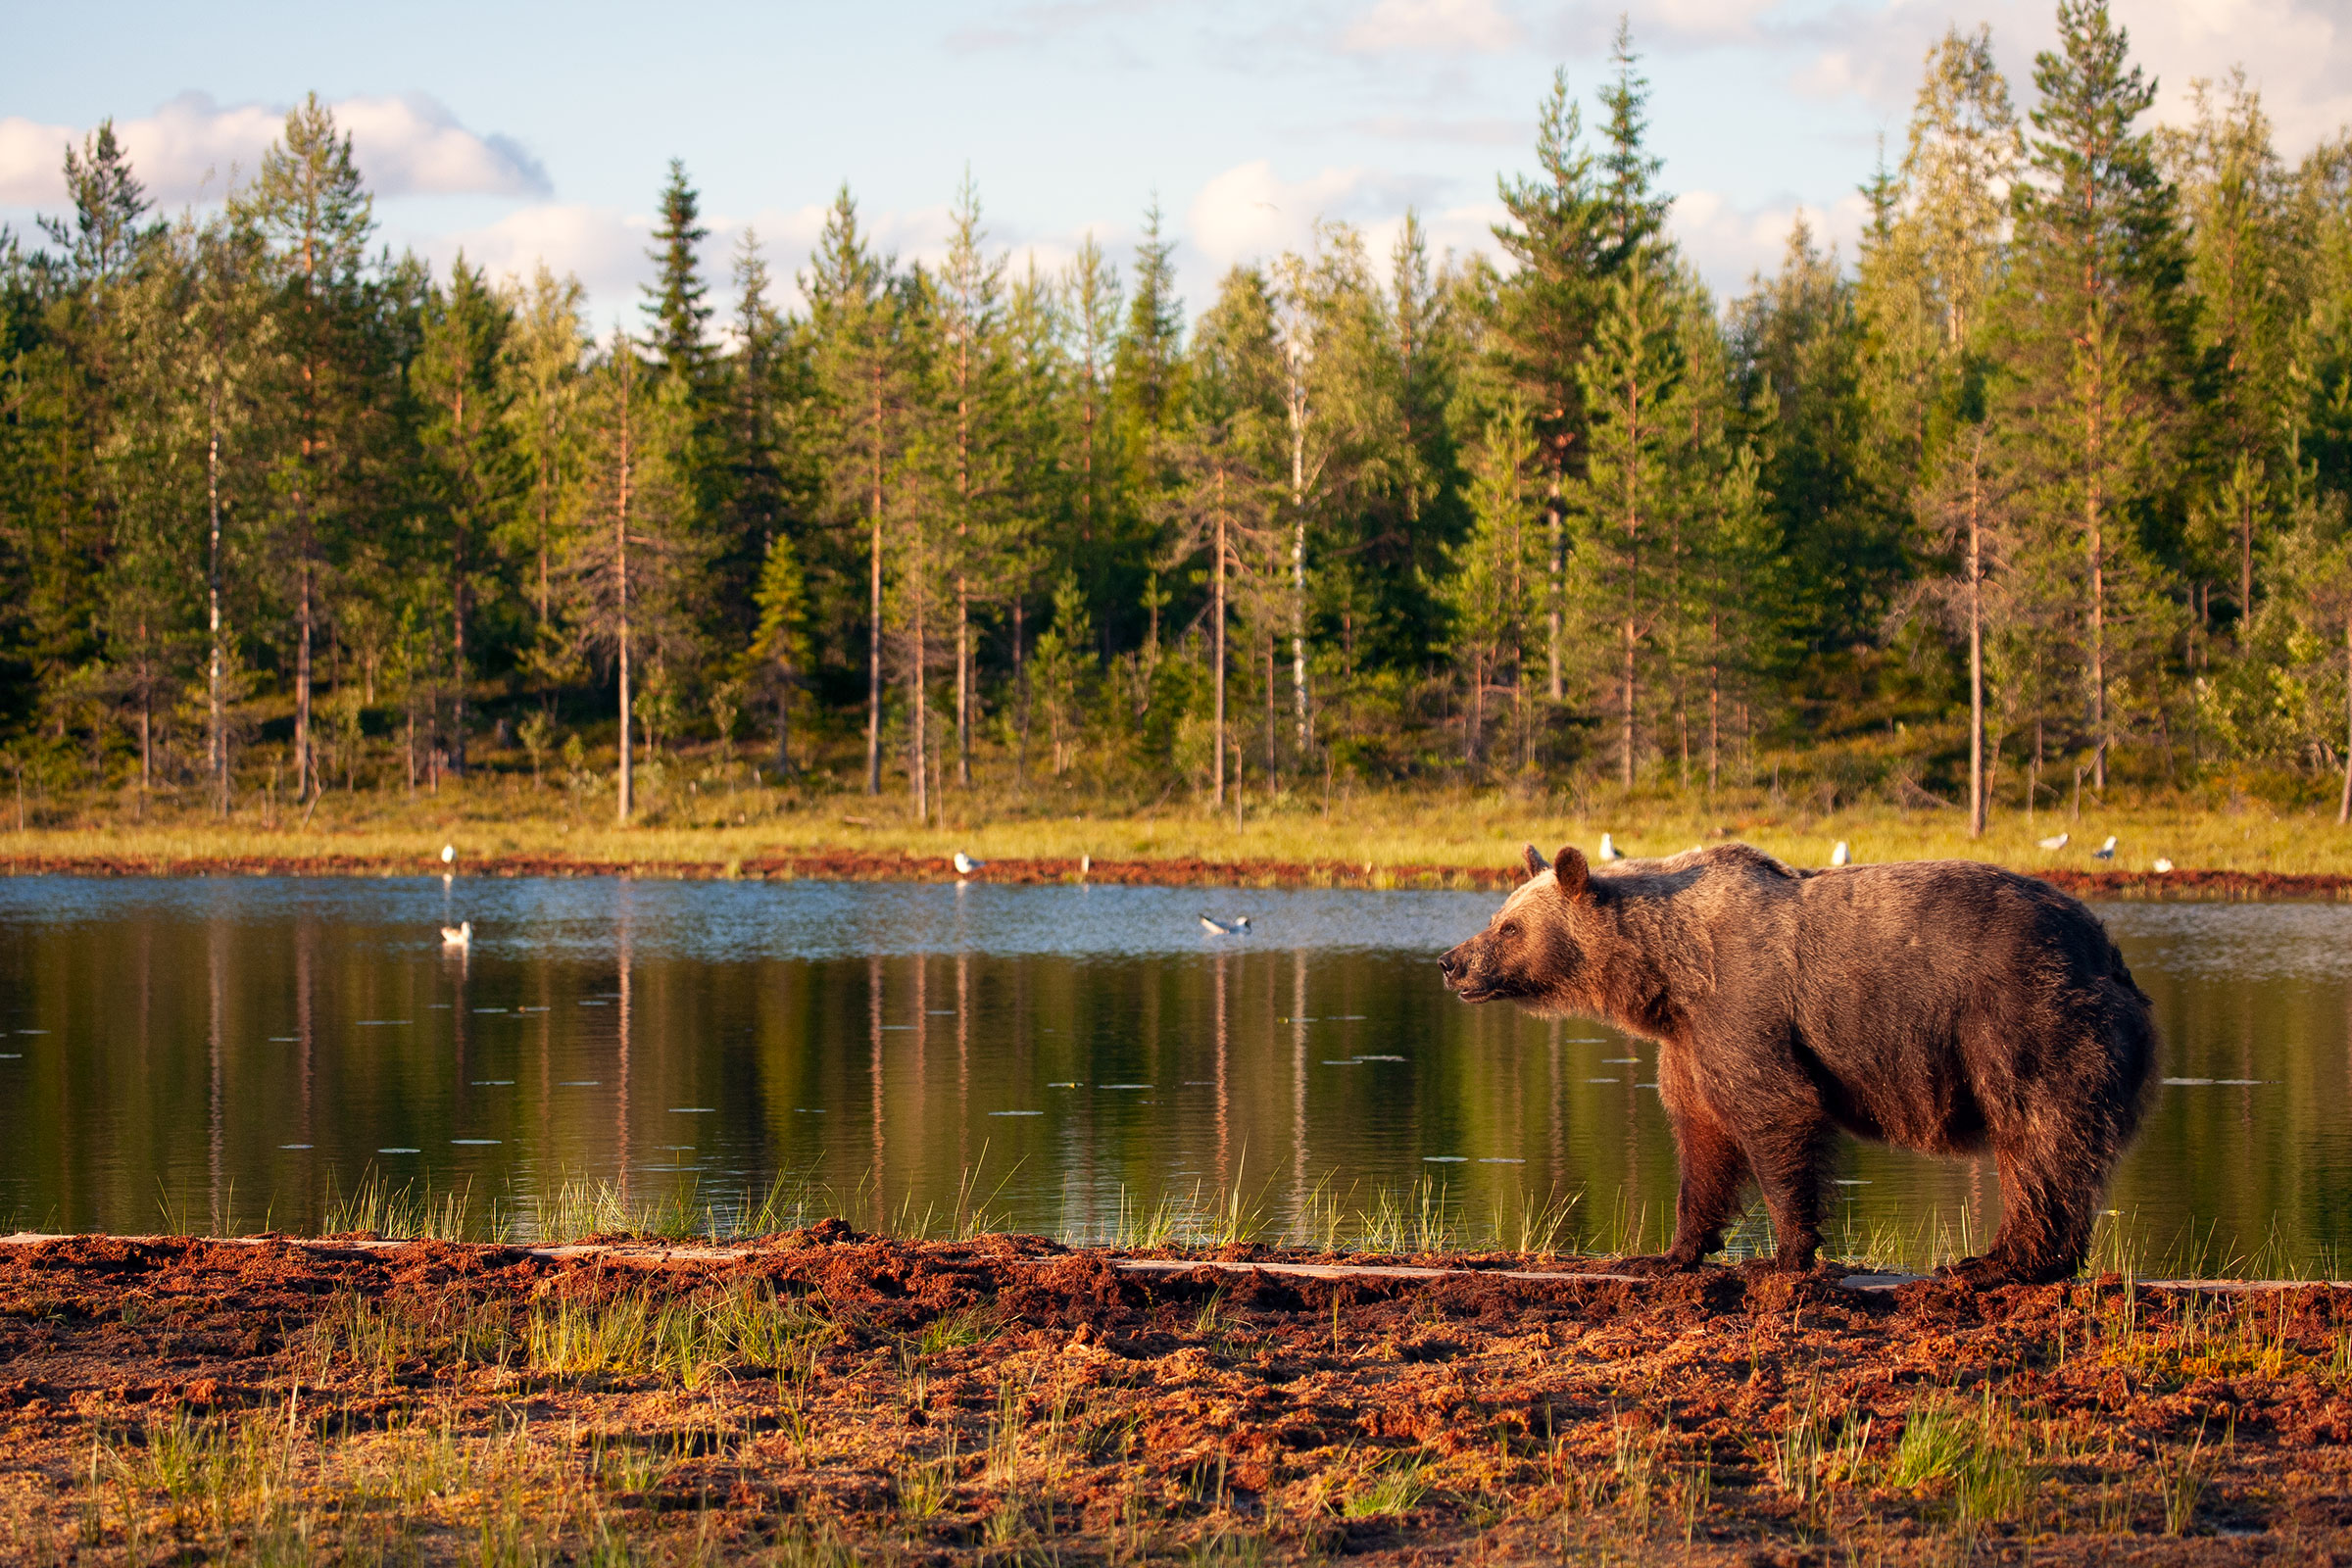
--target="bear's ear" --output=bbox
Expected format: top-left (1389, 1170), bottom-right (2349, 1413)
top-left (1522, 843), bottom-right (1549, 878)
top-left (1553, 846), bottom-right (1589, 900)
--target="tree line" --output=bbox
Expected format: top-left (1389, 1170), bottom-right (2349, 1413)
top-left (5, 1), bottom-right (2352, 830)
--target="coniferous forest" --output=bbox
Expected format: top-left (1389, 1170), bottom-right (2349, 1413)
top-left (6, 2), bottom-right (2352, 834)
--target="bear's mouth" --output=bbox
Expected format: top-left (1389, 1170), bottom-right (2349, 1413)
top-left (1450, 979), bottom-right (1498, 1004)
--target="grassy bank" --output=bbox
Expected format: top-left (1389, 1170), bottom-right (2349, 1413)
top-left (7, 777), bottom-right (2352, 882)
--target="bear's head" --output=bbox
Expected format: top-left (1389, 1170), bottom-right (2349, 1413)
top-left (1439, 844), bottom-right (1591, 1006)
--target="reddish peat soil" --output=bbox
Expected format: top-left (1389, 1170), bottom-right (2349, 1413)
top-left (1, 848), bottom-right (2346, 903)
top-left (4, 1228), bottom-right (2351, 1563)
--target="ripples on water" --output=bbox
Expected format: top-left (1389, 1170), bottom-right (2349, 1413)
top-left (1, 876), bottom-right (2346, 1270)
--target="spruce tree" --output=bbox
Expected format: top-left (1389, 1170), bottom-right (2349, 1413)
top-left (642, 159), bottom-right (712, 388)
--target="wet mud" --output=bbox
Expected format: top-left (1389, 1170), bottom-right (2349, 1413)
top-left (3, 1229), bottom-right (2349, 1562)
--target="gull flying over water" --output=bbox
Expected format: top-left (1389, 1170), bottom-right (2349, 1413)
top-left (440, 920), bottom-right (472, 951)
top-left (953, 851), bottom-right (985, 876)
top-left (1200, 913), bottom-right (1251, 936)
top-left (1597, 833), bottom-right (1626, 861)
top-left (2092, 835), bottom-right (2118, 860)
top-left (2037, 831), bottom-right (2070, 851)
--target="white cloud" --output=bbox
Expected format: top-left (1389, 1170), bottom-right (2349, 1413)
top-left (1670, 187), bottom-right (1871, 295)
top-left (0, 91), bottom-right (547, 211)
top-left (1784, 0), bottom-right (2350, 157)
top-left (1342, 0), bottom-right (1522, 55)
top-left (1184, 158), bottom-right (1438, 274)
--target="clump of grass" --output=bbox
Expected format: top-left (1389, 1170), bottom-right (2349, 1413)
top-left (1885, 1390), bottom-right (2036, 1529)
top-left (321, 1170), bottom-right (488, 1242)
top-left (527, 1279), bottom-right (831, 1386)
top-left (531, 1177), bottom-right (710, 1243)
top-left (1341, 1451), bottom-right (1432, 1519)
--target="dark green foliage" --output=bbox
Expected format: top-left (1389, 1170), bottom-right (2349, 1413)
top-left (6, 16), bottom-right (2352, 813)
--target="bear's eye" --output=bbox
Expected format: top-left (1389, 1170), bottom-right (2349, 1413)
top-left (1498, 918), bottom-right (1520, 939)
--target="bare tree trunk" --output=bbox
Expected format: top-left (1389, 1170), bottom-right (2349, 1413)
top-left (1012, 598), bottom-right (1028, 787)
top-left (956, 580), bottom-right (969, 790)
top-left (911, 526), bottom-right (929, 824)
top-left (1968, 437), bottom-right (1986, 839)
top-left (865, 363), bottom-right (885, 796)
top-left (297, 525), bottom-right (314, 803)
top-left (2339, 619), bottom-right (2351, 827)
top-left (1287, 378), bottom-right (1308, 764)
top-left (615, 384), bottom-right (634, 824)
top-left (2239, 479), bottom-right (2255, 652)
top-left (2087, 362), bottom-right (2108, 793)
top-left (956, 333), bottom-right (972, 790)
top-left (207, 420), bottom-right (226, 815)
top-left (452, 531), bottom-right (468, 777)
top-left (1213, 468), bottom-right (1227, 808)
top-left (1546, 453), bottom-right (1564, 701)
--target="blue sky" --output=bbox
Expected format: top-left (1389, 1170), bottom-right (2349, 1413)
top-left (5, 0), bottom-right (2346, 330)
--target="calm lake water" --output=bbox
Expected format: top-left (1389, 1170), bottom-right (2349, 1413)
top-left (1, 875), bottom-right (2347, 1271)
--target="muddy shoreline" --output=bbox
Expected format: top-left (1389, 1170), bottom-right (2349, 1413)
top-left (2, 847), bottom-right (2347, 902)
top-left (4, 1229), bottom-right (2349, 1563)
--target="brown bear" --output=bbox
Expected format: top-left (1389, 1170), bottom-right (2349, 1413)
top-left (1438, 842), bottom-right (2156, 1283)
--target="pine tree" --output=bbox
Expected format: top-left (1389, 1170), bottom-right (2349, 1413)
top-left (1063, 235), bottom-right (1121, 544)
top-left (234, 93), bottom-right (378, 803)
top-left (802, 187), bottom-right (915, 797)
top-left (415, 253), bottom-right (518, 774)
top-left (1157, 266), bottom-right (1285, 804)
top-left (41, 120), bottom-right (154, 283)
top-left (1571, 257), bottom-right (1684, 788)
top-left (2165, 72), bottom-right (2293, 639)
top-left (564, 330), bottom-right (695, 821)
top-left (938, 172), bottom-right (1011, 788)
top-left (500, 264), bottom-right (590, 640)
top-left (1990, 0), bottom-right (2191, 789)
top-left (1446, 406), bottom-right (1542, 766)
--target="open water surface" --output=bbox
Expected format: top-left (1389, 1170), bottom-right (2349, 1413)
top-left (0, 875), bottom-right (2346, 1268)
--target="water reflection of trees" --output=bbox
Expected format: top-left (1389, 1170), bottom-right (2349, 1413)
top-left (4, 908), bottom-right (2350, 1270)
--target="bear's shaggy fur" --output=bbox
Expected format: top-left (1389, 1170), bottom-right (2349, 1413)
top-left (1438, 842), bottom-right (2156, 1283)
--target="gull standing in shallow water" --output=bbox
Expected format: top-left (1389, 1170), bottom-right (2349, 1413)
top-left (1200, 914), bottom-right (1250, 936)
top-left (953, 851), bottom-right (985, 876)
top-left (440, 920), bottom-right (472, 951)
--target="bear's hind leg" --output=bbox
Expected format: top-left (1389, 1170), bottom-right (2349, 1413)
top-left (1962, 1144), bottom-right (2096, 1285)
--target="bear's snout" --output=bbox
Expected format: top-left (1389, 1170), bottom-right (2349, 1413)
top-left (1438, 938), bottom-right (1489, 1000)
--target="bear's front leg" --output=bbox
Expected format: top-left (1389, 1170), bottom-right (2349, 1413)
top-left (1652, 1049), bottom-right (1749, 1269)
